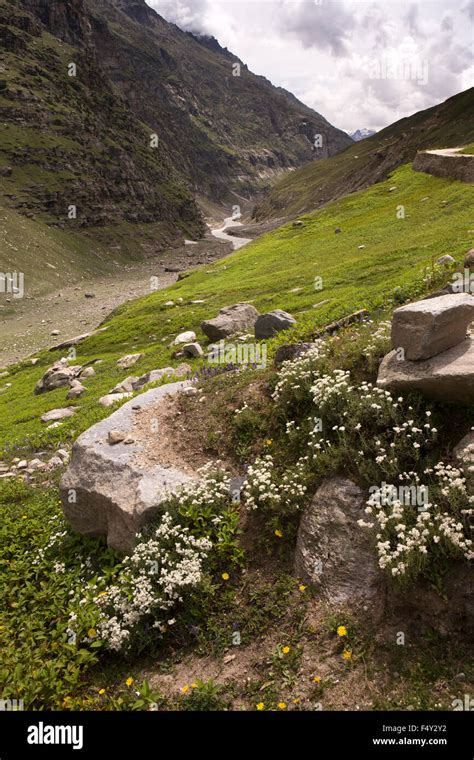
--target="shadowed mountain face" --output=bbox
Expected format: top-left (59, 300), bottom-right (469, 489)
top-left (0, 0), bottom-right (352, 239)
top-left (254, 88), bottom-right (474, 221)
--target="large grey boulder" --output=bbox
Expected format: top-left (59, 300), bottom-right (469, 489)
top-left (377, 336), bottom-right (474, 403)
top-left (60, 382), bottom-right (194, 553)
top-left (294, 477), bottom-right (381, 605)
top-left (201, 303), bottom-right (259, 341)
top-left (35, 359), bottom-right (83, 394)
top-left (391, 293), bottom-right (474, 361)
top-left (255, 310), bottom-right (296, 339)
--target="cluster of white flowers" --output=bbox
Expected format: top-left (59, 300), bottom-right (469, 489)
top-left (311, 369), bottom-right (351, 408)
top-left (362, 320), bottom-right (391, 359)
top-left (91, 513), bottom-right (212, 652)
top-left (272, 342), bottom-right (327, 405)
top-left (173, 461), bottom-right (231, 514)
top-left (359, 463), bottom-right (473, 577)
top-left (243, 454), bottom-right (308, 513)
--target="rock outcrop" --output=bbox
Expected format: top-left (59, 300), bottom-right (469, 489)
top-left (61, 382), bottom-right (194, 553)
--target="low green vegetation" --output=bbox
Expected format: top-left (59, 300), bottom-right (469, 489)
top-left (0, 164), bottom-right (472, 710)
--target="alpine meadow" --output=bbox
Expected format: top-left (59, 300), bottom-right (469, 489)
top-left (0, 0), bottom-right (473, 753)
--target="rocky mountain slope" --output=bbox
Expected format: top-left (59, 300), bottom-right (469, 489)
top-left (0, 0), bottom-right (351, 243)
top-left (254, 88), bottom-right (474, 220)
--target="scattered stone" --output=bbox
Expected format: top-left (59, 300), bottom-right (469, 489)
top-left (389, 186), bottom-right (397, 192)
top-left (61, 382), bottom-right (193, 553)
top-left (391, 293), bottom-right (474, 361)
top-left (182, 342), bottom-right (204, 358)
top-left (28, 459), bottom-right (46, 471)
top-left (108, 430), bottom-right (126, 445)
top-left (292, 220), bottom-right (304, 228)
top-left (79, 366), bottom-right (95, 379)
top-left (182, 386), bottom-right (197, 396)
top-left (51, 329), bottom-right (60, 336)
top-left (67, 381), bottom-right (86, 399)
top-left (357, 244), bottom-right (366, 249)
top-left (49, 328), bottom-right (108, 352)
top-left (117, 353), bottom-right (143, 369)
top-left (295, 477), bottom-right (381, 605)
top-left (436, 254), bottom-right (455, 266)
top-left (47, 456), bottom-right (64, 469)
top-left (173, 331), bottom-right (196, 345)
top-left (56, 449), bottom-right (69, 461)
top-left (47, 421), bottom-right (63, 429)
top-left (110, 376), bottom-right (139, 394)
top-left (335, 227), bottom-right (341, 233)
top-left (30, 358), bottom-right (39, 365)
top-left (99, 393), bottom-right (133, 408)
top-left (17, 460), bottom-right (28, 470)
top-left (84, 293), bottom-right (95, 298)
top-left (201, 303), bottom-right (259, 341)
top-left (41, 407), bottom-right (76, 423)
top-left (254, 310), bottom-right (296, 339)
top-left (35, 359), bottom-right (83, 394)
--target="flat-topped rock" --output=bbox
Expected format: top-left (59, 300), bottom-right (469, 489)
top-left (391, 293), bottom-right (474, 360)
top-left (61, 382), bottom-right (194, 553)
top-left (377, 336), bottom-right (474, 403)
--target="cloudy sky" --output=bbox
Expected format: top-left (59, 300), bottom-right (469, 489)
top-left (146, 0), bottom-right (473, 133)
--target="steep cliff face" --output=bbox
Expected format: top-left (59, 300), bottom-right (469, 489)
top-left (0, 0), bottom-right (351, 240)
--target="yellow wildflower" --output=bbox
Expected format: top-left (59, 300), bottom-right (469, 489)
top-left (299, 585), bottom-right (306, 592)
top-left (342, 649), bottom-right (352, 661)
top-left (87, 628), bottom-right (96, 638)
top-left (274, 529), bottom-right (283, 538)
top-left (98, 689), bottom-right (106, 695)
top-left (126, 677), bottom-right (134, 686)
top-left (264, 439), bottom-right (273, 446)
top-left (313, 676), bottom-right (321, 683)
top-left (191, 682), bottom-right (198, 689)
top-left (181, 684), bottom-right (190, 694)
top-left (256, 702), bottom-right (264, 711)
top-left (278, 702), bottom-right (286, 710)
top-left (282, 646), bottom-right (290, 654)
top-left (337, 625), bottom-right (347, 637)
top-left (221, 572), bottom-right (229, 581)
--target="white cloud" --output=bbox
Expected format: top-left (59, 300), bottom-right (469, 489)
top-left (147, 0), bottom-right (474, 133)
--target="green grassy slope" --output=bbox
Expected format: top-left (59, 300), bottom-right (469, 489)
top-left (254, 88), bottom-right (474, 221)
top-left (0, 163), bottom-right (472, 456)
